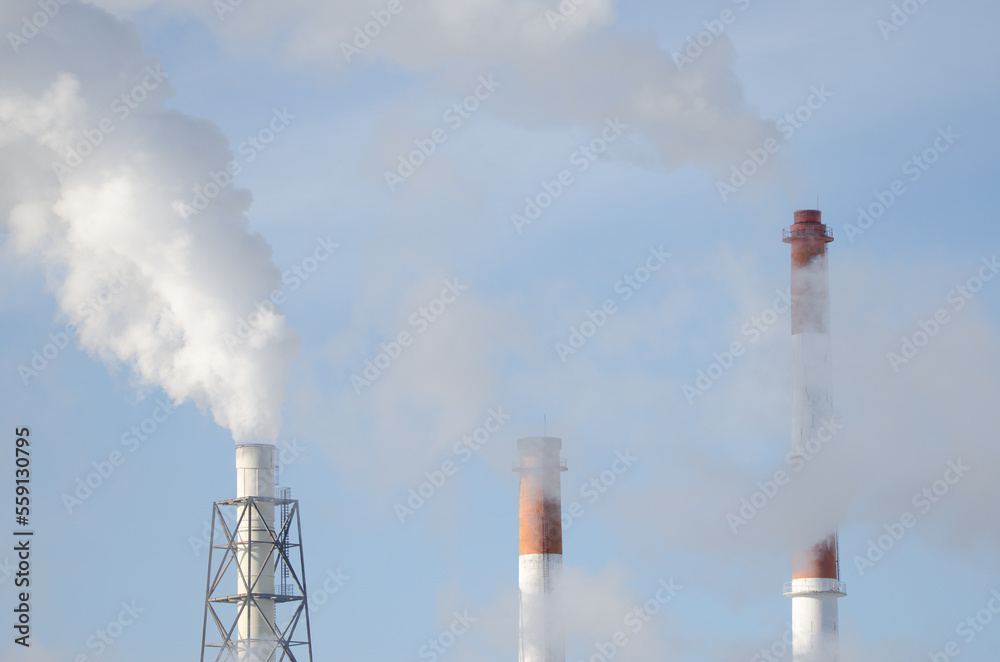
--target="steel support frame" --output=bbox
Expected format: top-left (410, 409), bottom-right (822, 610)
top-left (200, 496), bottom-right (313, 662)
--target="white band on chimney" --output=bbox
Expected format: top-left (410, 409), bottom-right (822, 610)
top-left (519, 553), bottom-right (564, 662)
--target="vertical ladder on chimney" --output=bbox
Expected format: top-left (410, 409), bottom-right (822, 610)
top-left (278, 486), bottom-right (292, 596)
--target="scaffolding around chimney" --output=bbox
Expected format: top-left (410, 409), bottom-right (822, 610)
top-left (200, 471), bottom-right (313, 661)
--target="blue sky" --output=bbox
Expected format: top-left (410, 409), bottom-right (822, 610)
top-left (1, 0), bottom-right (999, 660)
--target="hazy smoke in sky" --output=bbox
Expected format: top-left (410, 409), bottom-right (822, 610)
top-left (0, 0), bottom-right (299, 443)
top-left (85, 0), bottom-right (777, 173)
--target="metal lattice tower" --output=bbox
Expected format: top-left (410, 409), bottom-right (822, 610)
top-left (200, 445), bottom-right (313, 662)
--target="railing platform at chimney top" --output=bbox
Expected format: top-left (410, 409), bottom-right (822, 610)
top-left (782, 226), bottom-right (834, 241)
top-left (512, 458), bottom-right (568, 471)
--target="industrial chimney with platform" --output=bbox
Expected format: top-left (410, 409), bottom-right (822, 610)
top-left (200, 444), bottom-right (314, 662)
top-left (781, 210), bottom-right (846, 662)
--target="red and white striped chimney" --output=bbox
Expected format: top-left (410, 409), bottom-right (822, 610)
top-left (782, 210), bottom-right (846, 662)
top-left (515, 436), bottom-right (566, 662)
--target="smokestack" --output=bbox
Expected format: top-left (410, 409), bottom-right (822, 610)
top-left (201, 444), bottom-right (314, 661)
top-left (235, 444), bottom-right (278, 662)
top-left (781, 210), bottom-right (846, 662)
top-left (515, 437), bottom-right (567, 662)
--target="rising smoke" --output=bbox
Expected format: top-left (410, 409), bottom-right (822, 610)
top-left (0, 0), bottom-right (299, 443)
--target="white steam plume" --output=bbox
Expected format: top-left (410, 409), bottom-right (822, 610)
top-left (0, 0), bottom-right (299, 443)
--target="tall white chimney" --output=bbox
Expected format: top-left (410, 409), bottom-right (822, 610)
top-left (235, 444), bottom-right (278, 662)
